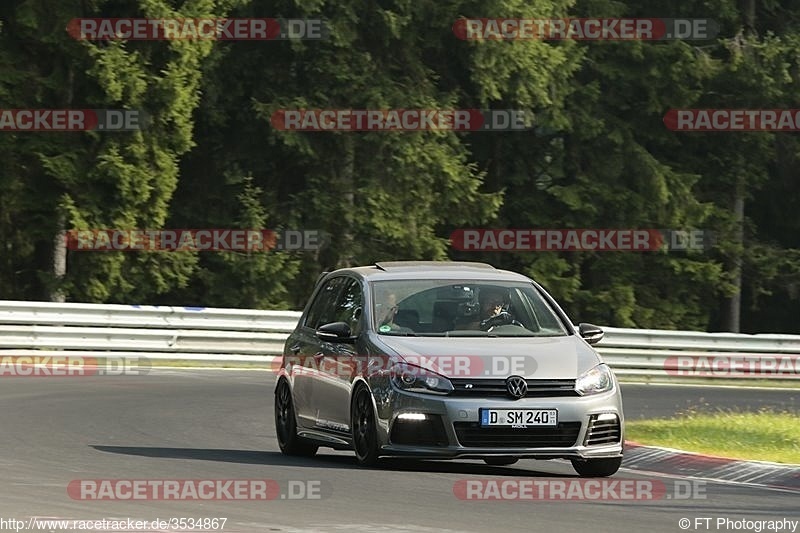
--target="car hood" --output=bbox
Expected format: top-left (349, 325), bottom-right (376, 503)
top-left (374, 334), bottom-right (601, 379)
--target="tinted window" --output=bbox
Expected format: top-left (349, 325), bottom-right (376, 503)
top-left (332, 278), bottom-right (363, 334)
top-left (304, 277), bottom-right (347, 329)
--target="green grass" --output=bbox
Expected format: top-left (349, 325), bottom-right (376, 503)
top-left (626, 409), bottom-right (800, 464)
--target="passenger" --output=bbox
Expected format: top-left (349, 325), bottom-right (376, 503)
top-left (375, 290), bottom-right (399, 328)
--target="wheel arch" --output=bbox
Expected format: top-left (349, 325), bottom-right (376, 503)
top-left (349, 378), bottom-right (377, 418)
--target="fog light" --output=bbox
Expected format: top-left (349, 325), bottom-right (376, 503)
top-left (397, 413), bottom-right (427, 421)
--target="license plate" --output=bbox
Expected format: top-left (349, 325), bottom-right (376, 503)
top-left (480, 408), bottom-right (558, 427)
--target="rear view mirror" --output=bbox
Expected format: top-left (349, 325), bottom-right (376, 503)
top-left (316, 322), bottom-right (356, 344)
top-left (578, 323), bottom-right (604, 345)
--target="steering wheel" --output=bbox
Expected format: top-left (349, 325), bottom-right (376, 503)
top-left (479, 311), bottom-right (525, 331)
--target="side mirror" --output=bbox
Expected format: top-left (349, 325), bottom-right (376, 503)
top-left (316, 322), bottom-right (356, 344)
top-left (578, 323), bottom-right (604, 345)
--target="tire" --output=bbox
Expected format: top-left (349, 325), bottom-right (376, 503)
top-left (274, 379), bottom-right (318, 457)
top-left (484, 457), bottom-right (519, 466)
top-left (571, 457), bottom-right (622, 477)
top-left (351, 385), bottom-right (381, 466)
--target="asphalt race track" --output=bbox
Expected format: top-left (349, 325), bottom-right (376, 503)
top-left (1, 369), bottom-right (798, 532)
top-left (621, 383), bottom-right (800, 419)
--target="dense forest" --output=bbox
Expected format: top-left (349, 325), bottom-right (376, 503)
top-left (1, 0), bottom-right (799, 333)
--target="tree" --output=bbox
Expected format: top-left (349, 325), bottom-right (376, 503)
top-left (0, 0), bottom-right (244, 303)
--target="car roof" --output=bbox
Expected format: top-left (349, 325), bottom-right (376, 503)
top-left (327, 261), bottom-right (533, 283)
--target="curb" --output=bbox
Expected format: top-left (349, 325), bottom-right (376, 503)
top-left (622, 441), bottom-right (800, 491)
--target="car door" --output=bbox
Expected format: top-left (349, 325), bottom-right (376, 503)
top-left (315, 277), bottom-right (364, 432)
top-left (289, 276), bottom-right (347, 429)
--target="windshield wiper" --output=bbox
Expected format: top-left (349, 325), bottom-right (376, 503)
top-left (444, 331), bottom-right (497, 337)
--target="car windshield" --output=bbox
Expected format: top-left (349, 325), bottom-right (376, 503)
top-left (371, 280), bottom-right (569, 337)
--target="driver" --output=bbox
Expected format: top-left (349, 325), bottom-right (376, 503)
top-left (457, 287), bottom-right (507, 330)
top-left (480, 288), bottom-right (506, 321)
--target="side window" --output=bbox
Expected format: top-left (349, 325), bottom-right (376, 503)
top-left (304, 277), bottom-right (346, 329)
top-left (333, 279), bottom-right (363, 334)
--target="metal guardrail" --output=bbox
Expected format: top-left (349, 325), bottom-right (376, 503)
top-left (597, 326), bottom-right (800, 379)
top-left (0, 301), bottom-right (798, 379)
top-left (0, 301), bottom-right (299, 362)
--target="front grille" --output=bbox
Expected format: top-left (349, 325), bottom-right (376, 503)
top-left (450, 378), bottom-right (578, 398)
top-left (454, 421), bottom-right (581, 448)
top-left (390, 415), bottom-right (449, 447)
top-left (584, 415), bottom-right (621, 446)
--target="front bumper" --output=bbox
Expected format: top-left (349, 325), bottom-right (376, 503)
top-left (373, 384), bottom-right (624, 460)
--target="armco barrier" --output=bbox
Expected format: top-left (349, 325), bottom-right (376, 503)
top-left (0, 301), bottom-right (300, 364)
top-left (598, 326), bottom-right (800, 379)
top-left (0, 300), bottom-right (798, 379)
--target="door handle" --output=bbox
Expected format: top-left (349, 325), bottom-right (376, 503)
top-left (314, 352), bottom-right (325, 360)
top-left (290, 344), bottom-right (301, 355)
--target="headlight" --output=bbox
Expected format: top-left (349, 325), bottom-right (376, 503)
top-left (390, 363), bottom-right (454, 395)
top-left (575, 364), bottom-right (614, 396)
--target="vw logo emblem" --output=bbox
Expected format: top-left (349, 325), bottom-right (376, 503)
top-left (506, 376), bottom-right (527, 399)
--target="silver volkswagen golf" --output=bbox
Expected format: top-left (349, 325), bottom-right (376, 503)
top-left (274, 261), bottom-right (624, 477)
